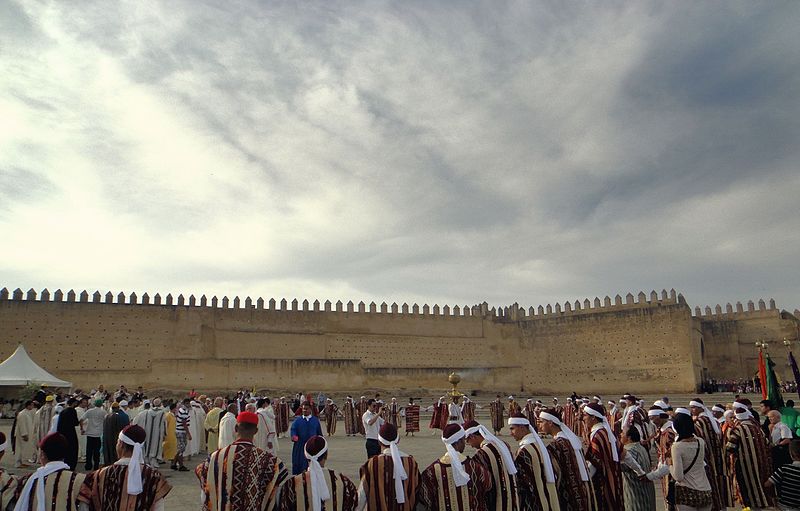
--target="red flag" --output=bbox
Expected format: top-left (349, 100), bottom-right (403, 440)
top-left (759, 349), bottom-right (768, 400)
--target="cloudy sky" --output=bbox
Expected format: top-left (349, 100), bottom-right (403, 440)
top-left (1, 1), bottom-right (798, 312)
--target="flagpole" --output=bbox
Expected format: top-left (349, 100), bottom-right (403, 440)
top-left (756, 340), bottom-right (768, 400)
top-left (784, 338), bottom-right (800, 401)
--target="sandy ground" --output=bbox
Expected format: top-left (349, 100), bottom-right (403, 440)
top-left (0, 392), bottom-right (758, 510)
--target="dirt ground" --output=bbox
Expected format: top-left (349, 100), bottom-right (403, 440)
top-left (1, 392), bottom-right (757, 510)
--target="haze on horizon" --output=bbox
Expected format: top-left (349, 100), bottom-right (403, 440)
top-left (1, 1), bottom-right (799, 312)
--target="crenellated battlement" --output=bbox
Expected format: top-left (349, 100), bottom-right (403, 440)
top-left (692, 298), bottom-right (780, 321)
top-left (0, 286), bottom-right (494, 320)
top-left (496, 288), bottom-right (685, 322)
top-left (0, 286), bottom-right (697, 324)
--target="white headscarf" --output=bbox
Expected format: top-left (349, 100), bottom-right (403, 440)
top-left (14, 461), bottom-right (70, 511)
top-left (119, 431), bottom-right (144, 495)
top-left (583, 406), bottom-right (619, 462)
top-left (689, 400), bottom-right (721, 434)
top-left (508, 417), bottom-right (556, 482)
top-left (379, 432), bottom-right (409, 503)
top-left (733, 402), bottom-right (754, 421)
top-left (464, 423), bottom-right (517, 476)
top-left (304, 438), bottom-right (331, 511)
top-left (538, 412), bottom-right (589, 481)
top-left (442, 427), bottom-right (470, 487)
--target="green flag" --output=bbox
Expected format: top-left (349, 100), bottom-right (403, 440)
top-left (766, 353), bottom-right (785, 408)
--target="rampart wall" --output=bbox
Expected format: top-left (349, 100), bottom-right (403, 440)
top-left (0, 286), bottom-right (794, 393)
top-left (693, 300), bottom-right (800, 380)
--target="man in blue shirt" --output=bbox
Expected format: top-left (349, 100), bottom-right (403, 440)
top-left (290, 401), bottom-right (322, 475)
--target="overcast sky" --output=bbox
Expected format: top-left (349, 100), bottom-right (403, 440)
top-left (1, 1), bottom-right (798, 313)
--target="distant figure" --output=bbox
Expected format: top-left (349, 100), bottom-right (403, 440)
top-left (56, 398), bottom-right (81, 470)
top-left (405, 398), bottom-right (420, 436)
top-left (291, 402), bottom-right (323, 474)
top-left (362, 400), bottom-right (384, 459)
top-left (103, 402), bottom-right (129, 466)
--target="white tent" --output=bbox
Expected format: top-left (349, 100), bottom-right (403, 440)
top-left (0, 345), bottom-right (71, 387)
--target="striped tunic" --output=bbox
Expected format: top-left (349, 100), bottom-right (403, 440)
top-left (473, 441), bottom-right (519, 511)
top-left (693, 414), bottom-right (731, 510)
top-left (489, 402), bottom-right (504, 433)
top-left (656, 425), bottom-right (676, 511)
top-left (585, 426), bottom-right (622, 511)
top-left (196, 440), bottom-right (289, 511)
top-left (0, 469), bottom-right (18, 511)
top-left (12, 469), bottom-right (85, 511)
top-left (622, 443), bottom-right (656, 511)
top-left (343, 401), bottom-right (358, 436)
top-left (78, 462), bottom-right (172, 511)
top-left (725, 418), bottom-right (775, 508)
top-left (404, 405), bottom-right (420, 433)
top-left (420, 454), bottom-right (493, 511)
top-left (514, 441), bottom-right (560, 511)
top-left (546, 437), bottom-right (591, 511)
top-left (359, 452), bottom-right (420, 510)
top-left (277, 469), bottom-right (357, 511)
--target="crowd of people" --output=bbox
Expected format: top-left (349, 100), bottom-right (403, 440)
top-left (2, 386), bottom-right (800, 510)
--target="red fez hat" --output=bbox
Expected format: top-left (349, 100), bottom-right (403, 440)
top-left (237, 411), bottom-right (259, 425)
top-left (509, 412), bottom-right (527, 420)
top-left (463, 420), bottom-right (480, 431)
top-left (442, 423), bottom-right (463, 439)
top-left (305, 435), bottom-right (327, 456)
top-left (379, 423), bottom-right (398, 442)
top-left (39, 432), bottom-right (68, 461)
top-left (121, 424), bottom-right (146, 444)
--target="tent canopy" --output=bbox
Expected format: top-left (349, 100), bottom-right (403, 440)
top-left (0, 345), bottom-right (71, 387)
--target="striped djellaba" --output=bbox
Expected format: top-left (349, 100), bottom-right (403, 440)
top-left (277, 469), bottom-right (358, 511)
top-left (725, 418), bottom-right (775, 509)
top-left (359, 452), bottom-right (420, 510)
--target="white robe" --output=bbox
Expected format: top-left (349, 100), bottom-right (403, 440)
top-left (75, 406), bottom-right (87, 459)
top-left (187, 402), bottom-right (206, 456)
top-left (218, 412), bottom-right (237, 451)
top-left (255, 406), bottom-right (278, 455)
top-left (15, 408), bottom-right (36, 463)
top-left (133, 407), bottom-right (166, 461)
top-left (447, 402), bottom-right (463, 424)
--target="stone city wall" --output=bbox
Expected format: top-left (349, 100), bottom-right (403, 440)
top-left (0, 286), bottom-right (795, 393)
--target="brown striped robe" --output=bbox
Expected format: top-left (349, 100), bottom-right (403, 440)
top-left (343, 401), bottom-right (358, 436)
top-left (562, 404), bottom-right (578, 435)
top-left (725, 418), bottom-right (775, 508)
top-left (356, 401), bottom-right (369, 435)
top-left (78, 462), bottom-right (172, 511)
top-left (489, 402), bottom-right (504, 433)
top-left (473, 440), bottom-right (519, 511)
top-left (420, 454), bottom-right (493, 511)
top-left (277, 402), bottom-right (291, 436)
top-left (359, 452), bottom-right (420, 510)
top-left (196, 439), bottom-right (289, 511)
top-left (429, 402), bottom-right (447, 431)
top-left (323, 404), bottom-right (339, 436)
top-left (462, 402), bottom-right (476, 424)
top-left (585, 425), bottom-right (622, 511)
top-left (514, 440), bottom-right (560, 511)
top-left (278, 469), bottom-right (357, 511)
top-left (12, 469), bottom-right (85, 511)
top-left (404, 405), bottom-right (420, 433)
top-left (547, 437), bottom-right (591, 511)
top-left (693, 415), bottom-right (731, 510)
top-left (656, 424), bottom-right (676, 511)
top-left (0, 469), bottom-right (18, 511)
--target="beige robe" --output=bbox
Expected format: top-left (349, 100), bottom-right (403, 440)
top-left (15, 408), bottom-right (35, 464)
